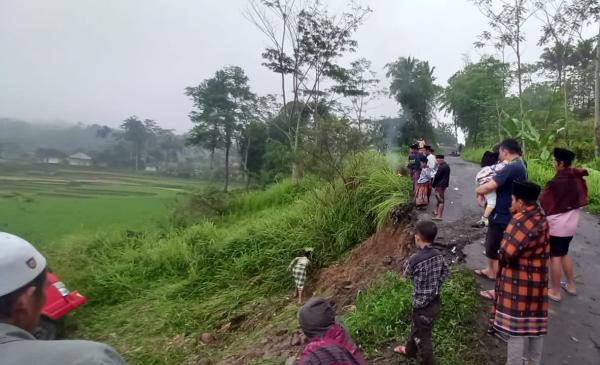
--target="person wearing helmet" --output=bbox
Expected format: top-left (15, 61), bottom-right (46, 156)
top-left (0, 232), bottom-right (127, 364)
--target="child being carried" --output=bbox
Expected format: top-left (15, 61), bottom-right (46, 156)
top-left (474, 151), bottom-right (507, 227)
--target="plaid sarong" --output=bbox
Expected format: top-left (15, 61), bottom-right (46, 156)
top-left (293, 258), bottom-right (309, 289)
top-left (491, 204), bottom-right (550, 337)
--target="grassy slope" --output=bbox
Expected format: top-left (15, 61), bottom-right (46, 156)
top-left (462, 147), bottom-right (600, 213)
top-left (48, 152), bottom-right (415, 364)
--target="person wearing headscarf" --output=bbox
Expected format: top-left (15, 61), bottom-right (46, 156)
top-left (297, 298), bottom-right (367, 365)
top-left (539, 148), bottom-right (588, 301)
top-left (491, 181), bottom-right (549, 365)
top-left (415, 156), bottom-right (433, 208)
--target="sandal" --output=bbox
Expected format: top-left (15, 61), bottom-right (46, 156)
top-left (474, 269), bottom-right (495, 281)
top-left (479, 290), bottom-right (495, 300)
top-left (393, 345), bottom-right (408, 355)
top-left (548, 292), bottom-right (561, 302)
top-left (560, 280), bottom-right (577, 296)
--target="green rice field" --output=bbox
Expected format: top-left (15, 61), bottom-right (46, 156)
top-left (0, 166), bottom-right (202, 245)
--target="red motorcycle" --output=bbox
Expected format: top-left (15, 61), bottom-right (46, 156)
top-left (34, 272), bottom-right (87, 340)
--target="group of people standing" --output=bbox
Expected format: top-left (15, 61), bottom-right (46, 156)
top-left (407, 140), bottom-right (451, 221)
top-left (472, 138), bottom-right (588, 365)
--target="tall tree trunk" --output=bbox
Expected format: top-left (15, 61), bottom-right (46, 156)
top-left (224, 141), bottom-right (230, 193)
top-left (291, 113), bottom-right (301, 184)
top-left (244, 135), bottom-right (251, 191)
top-left (563, 69), bottom-right (570, 146)
top-left (514, 0), bottom-right (525, 154)
top-left (595, 22), bottom-right (600, 158)
top-left (209, 147), bottom-right (215, 170)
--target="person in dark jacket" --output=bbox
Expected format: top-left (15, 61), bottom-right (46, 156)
top-left (394, 220), bottom-right (449, 365)
top-left (297, 298), bottom-right (367, 365)
top-left (431, 155), bottom-right (450, 221)
top-left (539, 148), bottom-right (588, 301)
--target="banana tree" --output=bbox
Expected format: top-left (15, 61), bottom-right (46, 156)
top-left (501, 111), bottom-right (565, 161)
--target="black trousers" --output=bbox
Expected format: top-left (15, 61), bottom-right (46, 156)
top-left (405, 299), bottom-right (440, 365)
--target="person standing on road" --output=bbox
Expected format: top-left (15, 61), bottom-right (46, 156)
top-left (474, 139), bottom-right (527, 299)
top-left (539, 148), bottom-right (588, 302)
top-left (415, 157), bottom-right (434, 208)
top-left (490, 181), bottom-right (549, 365)
top-left (431, 155), bottom-right (450, 221)
top-left (394, 220), bottom-right (449, 365)
top-left (0, 232), bottom-right (127, 365)
top-left (408, 144), bottom-right (420, 192)
top-left (425, 146), bottom-right (437, 171)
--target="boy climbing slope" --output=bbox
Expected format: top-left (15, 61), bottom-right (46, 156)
top-left (394, 220), bottom-right (449, 365)
top-left (288, 248), bottom-right (313, 304)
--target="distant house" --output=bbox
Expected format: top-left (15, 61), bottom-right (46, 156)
top-left (67, 152), bottom-right (93, 167)
top-left (36, 148), bottom-right (66, 165)
top-left (145, 166), bottom-right (158, 172)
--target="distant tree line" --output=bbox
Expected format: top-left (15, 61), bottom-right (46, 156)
top-left (185, 0), bottom-right (455, 191)
top-left (443, 0), bottom-right (600, 161)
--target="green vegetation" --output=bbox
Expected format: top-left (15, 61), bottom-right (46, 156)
top-left (0, 167), bottom-right (201, 243)
top-left (345, 270), bottom-right (482, 365)
top-left (461, 147), bottom-right (600, 213)
top-left (47, 152), bottom-right (412, 364)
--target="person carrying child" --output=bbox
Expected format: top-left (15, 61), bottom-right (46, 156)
top-left (394, 220), bottom-right (449, 365)
top-left (288, 248), bottom-right (313, 304)
top-left (415, 156), bottom-right (434, 208)
top-left (472, 151), bottom-right (507, 228)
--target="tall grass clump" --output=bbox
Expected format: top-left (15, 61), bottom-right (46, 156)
top-left (49, 151), bottom-right (413, 364)
top-left (344, 269), bottom-right (482, 365)
top-left (460, 147), bottom-right (488, 164)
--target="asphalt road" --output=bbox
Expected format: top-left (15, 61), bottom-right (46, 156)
top-left (434, 156), bottom-right (600, 365)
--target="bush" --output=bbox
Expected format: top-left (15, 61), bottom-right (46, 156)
top-left (344, 269), bottom-right (482, 365)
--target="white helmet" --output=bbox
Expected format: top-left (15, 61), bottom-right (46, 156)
top-left (0, 232), bottom-right (47, 296)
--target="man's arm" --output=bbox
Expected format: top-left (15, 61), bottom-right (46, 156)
top-left (475, 179), bottom-right (498, 195)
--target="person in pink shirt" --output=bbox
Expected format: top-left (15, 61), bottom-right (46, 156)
top-left (539, 148), bottom-right (589, 302)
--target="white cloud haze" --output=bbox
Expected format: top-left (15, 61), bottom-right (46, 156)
top-left (1, 0), bottom-right (552, 133)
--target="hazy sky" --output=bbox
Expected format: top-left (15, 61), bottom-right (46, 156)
top-left (0, 0), bottom-right (547, 133)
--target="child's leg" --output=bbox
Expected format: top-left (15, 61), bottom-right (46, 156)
top-left (298, 288), bottom-right (303, 304)
top-left (412, 302), bottom-right (438, 365)
top-left (403, 314), bottom-right (419, 358)
top-left (293, 286), bottom-right (298, 298)
top-left (483, 192), bottom-right (496, 218)
top-left (506, 336), bottom-right (526, 365)
top-left (525, 336), bottom-right (544, 365)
